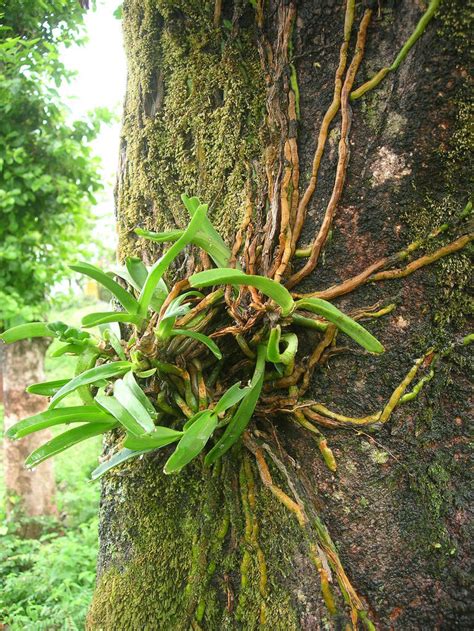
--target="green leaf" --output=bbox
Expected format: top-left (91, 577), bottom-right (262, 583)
top-left (266, 326), bottom-right (298, 365)
top-left (0, 322), bottom-right (53, 343)
top-left (103, 328), bottom-right (126, 360)
top-left (7, 406), bottom-right (115, 439)
top-left (125, 257), bottom-right (148, 289)
top-left (155, 291), bottom-right (203, 340)
top-left (91, 448), bottom-right (150, 481)
top-left (123, 371), bottom-right (157, 418)
top-left (169, 329), bottom-right (222, 359)
top-left (95, 393), bottom-right (151, 436)
top-left (70, 262), bottom-right (139, 313)
top-left (136, 193), bottom-right (233, 269)
top-left (120, 257), bottom-right (168, 310)
top-left (111, 375), bottom-right (156, 434)
top-left (213, 382), bottom-right (250, 415)
top-left (138, 204), bottom-right (209, 316)
top-left (49, 361), bottom-right (132, 408)
top-left (190, 269), bottom-right (294, 316)
top-left (25, 423), bottom-right (115, 468)
top-left (164, 410), bottom-right (218, 474)
top-left (181, 194), bottom-right (233, 268)
top-left (295, 298), bottom-right (384, 354)
top-left (82, 311), bottom-right (144, 328)
top-left (135, 228), bottom-right (184, 244)
top-left (124, 426), bottom-right (183, 450)
top-left (205, 344), bottom-right (266, 466)
top-left (50, 343), bottom-right (85, 357)
top-left (27, 379), bottom-right (70, 396)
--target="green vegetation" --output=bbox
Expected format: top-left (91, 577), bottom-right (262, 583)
top-left (0, 0), bottom-right (106, 327)
top-left (0, 317), bottom-right (102, 629)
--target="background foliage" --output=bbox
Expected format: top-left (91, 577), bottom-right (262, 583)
top-left (0, 0), bottom-right (106, 326)
top-left (0, 306), bottom-right (103, 630)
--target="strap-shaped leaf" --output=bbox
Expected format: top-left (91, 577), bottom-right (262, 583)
top-left (25, 423), bottom-right (115, 468)
top-left (49, 361), bottom-right (132, 408)
top-left (95, 392), bottom-right (153, 436)
top-left (214, 382), bottom-right (250, 415)
top-left (169, 329), bottom-right (222, 359)
top-left (7, 406), bottom-right (115, 439)
top-left (27, 379), bottom-right (70, 396)
top-left (124, 426), bottom-right (183, 450)
top-left (0, 322), bottom-right (54, 344)
top-left (102, 328), bottom-right (126, 360)
top-left (164, 410), bottom-right (218, 474)
top-left (70, 262), bottom-right (139, 313)
top-left (91, 448), bottom-right (150, 481)
top-left (190, 268), bottom-right (295, 316)
top-left (181, 194), bottom-right (233, 268)
top-left (295, 298), bottom-right (384, 354)
top-left (82, 312), bottom-right (144, 328)
top-left (137, 194), bottom-right (233, 269)
top-left (50, 343), bottom-right (86, 357)
top-left (122, 371), bottom-right (157, 418)
top-left (156, 291), bottom-right (203, 340)
top-left (205, 344), bottom-right (266, 466)
top-left (116, 257), bottom-right (168, 310)
top-left (138, 204), bottom-right (208, 316)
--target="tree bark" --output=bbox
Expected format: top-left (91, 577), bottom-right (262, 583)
top-left (89, 1), bottom-right (471, 629)
top-left (2, 339), bottom-right (57, 536)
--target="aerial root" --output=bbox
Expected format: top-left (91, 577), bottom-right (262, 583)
top-left (286, 8), bottom-right (372, 288)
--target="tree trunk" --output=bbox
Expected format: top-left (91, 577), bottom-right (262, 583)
top-left (88, 1), bottom-right (471, 629)
top-left (3, 339), bottom-right (57, 536)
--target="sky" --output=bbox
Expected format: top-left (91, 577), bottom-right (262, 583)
top-left (60, 0), bottom-right (127, 252)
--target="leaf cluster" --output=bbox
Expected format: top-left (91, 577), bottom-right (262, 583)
top-left (1, 194), bottom-right (384, 479)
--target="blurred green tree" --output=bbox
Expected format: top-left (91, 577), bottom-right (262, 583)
top-left (0, 0), bottom-right (104, 528)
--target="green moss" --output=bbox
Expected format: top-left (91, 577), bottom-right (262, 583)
top-left (117, 0), bottom-right (265, 263)
top-left (88, 449), bottom-right (307, 629)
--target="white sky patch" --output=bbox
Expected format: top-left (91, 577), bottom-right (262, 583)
top-left (60, 0), bottom-right (127, 254)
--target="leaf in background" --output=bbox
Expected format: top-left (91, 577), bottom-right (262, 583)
top-left (91, 448), bottom-right (150, 481)
top-left (7, 406), bottom-right (115, 439)
top-left (295, 298), bottom-right (384, 354)
top-left (205, 344), bottom-right (266, 466)
top-left (190, 269), bottom-right (295, 316)
top-left (164, 410), bottom-right (218, 474)
top-left (82, 311), bottom-right (144, 328)
top-left (169, 329), bottom-right (222, 359)
top-left (27, 379), bottom-right (70, 396)
top-left (102, 328), bottom-right (126, 360)
top-left (213, 382), bottom-right (250, 415)
top-left (25, 423), bottom-right (115, 468)
top-left (95, 392), bottom-right (150, 436)
top-left (70, 261), bottom-right (139, 313)
top-left (0, 322), bottom-right (54, 343)
top-left (155, 291), bottom-right (203, 339)
top-left (138, 204), bottom-right (208, 316)
top-left (124, 426), bottom-right (183, 450)
top-left (49, 361), bottom-right (132, 408)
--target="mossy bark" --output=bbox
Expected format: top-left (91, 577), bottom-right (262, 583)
top-left (88, 1), bottom-right (472, 629)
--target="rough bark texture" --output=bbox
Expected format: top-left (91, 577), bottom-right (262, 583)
top-left (2, 340), bottom-right (57, 535)
top-left (89, 1), bottom-right (472, 629)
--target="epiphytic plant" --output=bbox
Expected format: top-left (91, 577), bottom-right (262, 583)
top-left (2, 0), bottom-right (473, 626)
